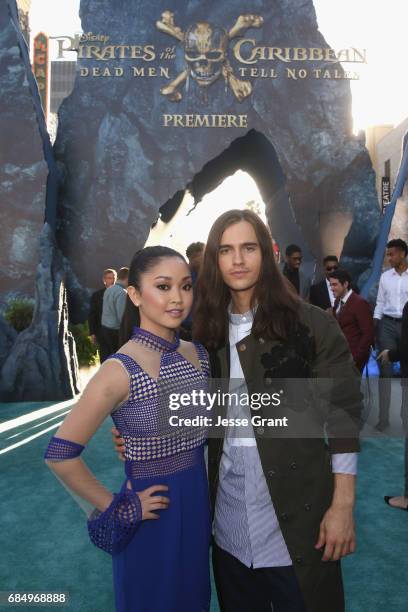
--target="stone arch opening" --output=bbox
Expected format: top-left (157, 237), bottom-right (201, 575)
top-left (150, 129), bottom-right (313, 271)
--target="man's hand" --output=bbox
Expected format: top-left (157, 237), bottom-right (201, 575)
top-left (315, 473), bottom-right (356, 561)
top-left (90, 334), bottom-right (97, 345)
top-left (315, 504), bottom-right (355, 561)
top-left (112, 426), bottom-right (125, 461)
top-left (377, 349), bottom-right (390, 364)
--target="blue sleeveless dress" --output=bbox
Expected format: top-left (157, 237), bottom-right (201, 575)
top-left (108, 328), bottom-right (211, 612)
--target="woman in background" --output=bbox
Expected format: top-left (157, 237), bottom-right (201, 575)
top-left (44, 246), bottom-right (211, 611)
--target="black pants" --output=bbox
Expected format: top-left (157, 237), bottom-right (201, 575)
top-left (100, 326), bottom-right (119, 362)
top-left (95, 332), bottom-right (110, 364)
top-left (212, 543), bottom-right (307, 612)
top-left (377, 317), bottom-right (402, 423)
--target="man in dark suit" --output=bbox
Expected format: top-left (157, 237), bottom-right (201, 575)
top-left (329, 269), bottom-right (374, 372)
top-left (88, 268), bottom-right (116, 360)
top-left (180, 242), bottom-right (205, 340)
top-left (280, 244), bottom-right (311, 300)
top-left (310, 255), bottom-right (339, 310)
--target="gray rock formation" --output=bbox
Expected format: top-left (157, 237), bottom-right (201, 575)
top-left (0, 224), bottom-right (80, 401)
top-left (0, 315), bottom-right (17, 371)
top-left (54, 0), bottom-right (380, 318)
top-left (0, 2), bottom-right (79, 401)
top-left (0, 0), bottom-right (48, 297)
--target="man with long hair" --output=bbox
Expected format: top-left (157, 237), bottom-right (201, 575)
top-left (193, 210), bottom-right (362, 612)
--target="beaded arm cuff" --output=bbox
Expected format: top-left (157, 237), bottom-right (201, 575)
top-left (44, 436), bottom-right (85, 461)
top-left (87, 489), bottom-right (143, 555)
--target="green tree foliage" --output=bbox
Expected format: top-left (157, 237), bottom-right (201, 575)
top-left (69, 322), bottom-right (99, 367)
top-left (4, 298), bottom-right (34, 332)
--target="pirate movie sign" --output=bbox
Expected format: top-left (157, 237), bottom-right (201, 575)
top-left (73, 11), bottom-right (366, 127)
top-left (155, 12), bottom-right (264, 102)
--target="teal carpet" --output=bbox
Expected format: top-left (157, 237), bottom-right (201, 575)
top-left (0, 402), bottom-right (407, 611)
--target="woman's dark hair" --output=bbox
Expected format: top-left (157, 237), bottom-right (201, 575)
top-left (119, 246), bottom-right (187, 345)
top-left (193, 209), bottom-right (300, 349)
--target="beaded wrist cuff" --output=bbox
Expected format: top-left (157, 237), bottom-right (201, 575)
top-left (44, 436), bottom-right (85, 461)
top-left (87, 489), bottom-right (142, 555)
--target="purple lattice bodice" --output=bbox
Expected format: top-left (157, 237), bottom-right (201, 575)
top-left (109, 328), bottom-right (210, 477)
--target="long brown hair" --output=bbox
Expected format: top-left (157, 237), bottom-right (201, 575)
top-left (193, 209), bottom-right (300, 349)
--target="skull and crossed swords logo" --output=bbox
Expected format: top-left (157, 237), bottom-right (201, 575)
top-left (156, 11), bottom-right (263, 102)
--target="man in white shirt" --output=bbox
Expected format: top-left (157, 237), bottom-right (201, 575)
top-left (374, 239), bottom-right (408, 431)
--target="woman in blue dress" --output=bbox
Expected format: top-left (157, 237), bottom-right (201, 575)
top-left (44, 246), bottom-right (211, 612)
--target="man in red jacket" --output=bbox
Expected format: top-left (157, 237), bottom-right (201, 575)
top-left (329, 269), bottom-right (374, 372)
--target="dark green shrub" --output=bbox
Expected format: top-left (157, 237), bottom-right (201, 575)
top-left (70, 322), bottom-right (99, 367)
top-left (4, 298), bottom-right (34, 332)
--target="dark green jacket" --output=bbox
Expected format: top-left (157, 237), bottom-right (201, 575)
top-left (208, 302), bottom-right (362, 612)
